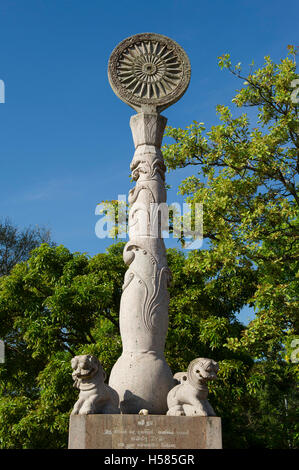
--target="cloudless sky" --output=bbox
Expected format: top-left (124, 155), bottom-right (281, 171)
top-left (0, 0), bottom-right (298, 324)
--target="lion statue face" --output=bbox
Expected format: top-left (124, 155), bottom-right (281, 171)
top-left (71, 355), bottom-right (106, 388)
top-left (187, 358), bottom-right (219, 388)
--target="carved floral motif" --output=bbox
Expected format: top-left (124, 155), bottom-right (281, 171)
top-left (117, 40), bottom-right (182, 100)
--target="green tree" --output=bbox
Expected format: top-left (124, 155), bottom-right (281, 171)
top-left (0, 48), bottom-right (298, 449)
top-left (0, 243), bottom-right (125, 448)
top-left (0, 242), bottom-right (297, 448)
top-left (163, 49), bottom-right (299, 360)
top-left (162, 47), bottom-right (299, 447)
top-left (0, 241), bottom-right (251, 448)
top-left (0, 218), bottom-right (53, 276)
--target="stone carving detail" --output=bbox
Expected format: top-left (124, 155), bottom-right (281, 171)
top-left (167, 358), bottom-right (219, 417)
top-left (117, 40), bottom-right (182, 99)
top-left (121, 243), bottom-right (172, 332)
top-left (130, 112), bottom-right (167, 148)
top-left (108, 33), bottom-right (191, 112)
top-left (71, 355), bottom-right (119, 415)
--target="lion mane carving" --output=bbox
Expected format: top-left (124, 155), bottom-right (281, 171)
top-left (167, 358), bottom-right (219, 417)
top-left (71, 355), bottom-right (119, 415)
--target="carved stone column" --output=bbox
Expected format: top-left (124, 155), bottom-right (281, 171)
top-left (107, 33), bottom-right (191, 414)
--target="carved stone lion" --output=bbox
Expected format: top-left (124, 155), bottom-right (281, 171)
top-left (167, 358), bottom-right (219, 417)
top-left (71, 355), bottom-right (119, 415)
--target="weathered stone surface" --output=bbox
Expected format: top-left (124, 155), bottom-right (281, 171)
top-left (68, 415), bottom-right (222, 449)
top-left (130, 113), bottom-right (167, 148)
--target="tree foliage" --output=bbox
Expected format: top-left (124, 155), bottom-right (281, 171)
top-left (162, 48), bottom-right (299, 447)
top-left (0, 218), bottom-right (52, 276)
top-left (163, 48), bottom-right (299, 361)
top-left (0, 243), bottom-right (124, 448)
top-left (0, 242), bottom-right (297, 448)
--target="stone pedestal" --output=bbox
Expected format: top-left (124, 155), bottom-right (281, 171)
top-left (68, 415), bottom-right (222, 449)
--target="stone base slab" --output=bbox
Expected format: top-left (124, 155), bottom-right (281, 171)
top-left (68, 414), bottom-right (222, 449)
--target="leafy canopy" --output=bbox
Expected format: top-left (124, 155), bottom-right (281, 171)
top-left (163, 47), bottom-right (299, 362)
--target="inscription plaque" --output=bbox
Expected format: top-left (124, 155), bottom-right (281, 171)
top-left (68, 415), bottom-right (222, 449)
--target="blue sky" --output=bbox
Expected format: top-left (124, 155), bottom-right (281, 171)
top-left (0, 0), bottom-right (298, 324)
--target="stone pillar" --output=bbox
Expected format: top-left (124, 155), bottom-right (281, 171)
top-left (107, 33), bottom-right (191, 415)
top-left (108, 112), bottom-right (174, 414)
